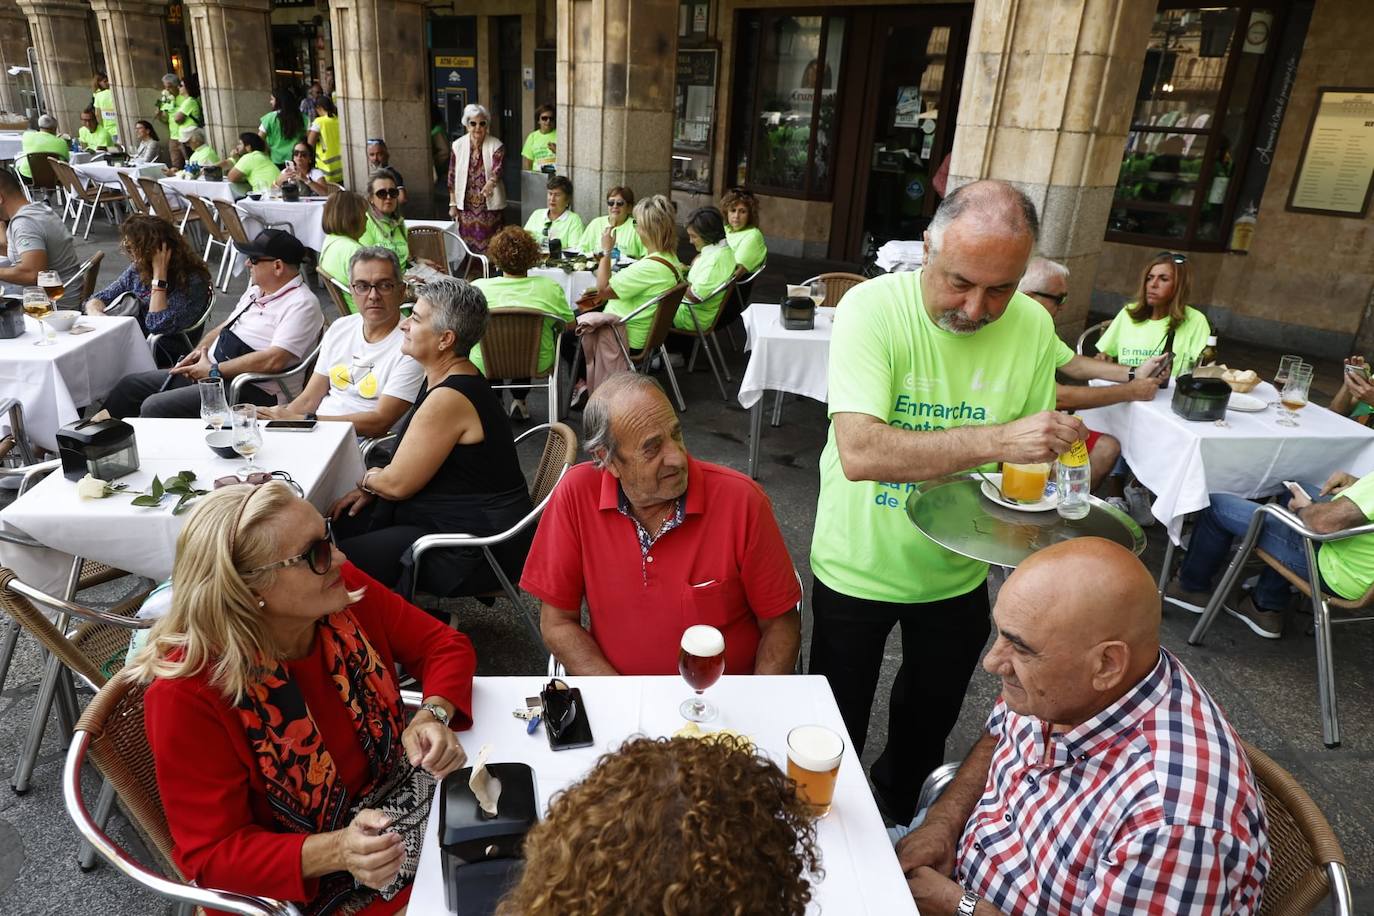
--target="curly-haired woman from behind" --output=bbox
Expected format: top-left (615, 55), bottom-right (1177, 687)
top-left (496, 735), bottom-right (822, 916)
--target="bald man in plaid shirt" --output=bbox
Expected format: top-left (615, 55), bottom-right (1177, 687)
top-left (897, 539), bottom-right (1269, 915)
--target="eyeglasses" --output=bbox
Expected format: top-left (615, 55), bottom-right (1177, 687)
top-left (292, 149), bottom-right (311, 157)
top-left (246, 256), bottom-right (280, 266)
top-left (244, 517), bottom-right (336, 576)
top-left (374, 187), bottom-right (401, 199)
top-left (538, 116), bottom-right (553, 122)
top-left (606, 199), bottom-right (626, 207)
top-left (467, 120), bottom-right (487, 128)
top-left (1029, 291), bottom-right (1068, 307)
top-left (542, 678), bottom-right (578, 739)
top-left (1155, 251), bottom-right (1188, 264)
top-left (351, 279), bottom-right (399, 296)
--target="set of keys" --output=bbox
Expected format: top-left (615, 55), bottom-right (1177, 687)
top-left (512, 697), bottom-right (543, 734)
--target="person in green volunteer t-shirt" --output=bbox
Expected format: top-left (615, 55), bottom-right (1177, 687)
top-left (1168, 469), bottom-right (1374, 640)
top-left (358, 169), bottom-right (409, 265)
top-left (77, 108), bottom-right (115, 151)
top-left (809, 180), bottom-right (1085, 825)
top-left (579, 185), bottom-right (646, 259)
top-left (1329, 355), bottom-right (1372, 425)
top-left (157, 73), bottom-right (184, 168)
top-left (523, 174), bottom-right (585, 248)
top-left (675, 206), bottom-right (735, 332)
top-left (318, 190), bottom-right (369, 314)
top-left (91, 72), bottom-right (119, 142)
top-left (1094, 251), bottom-right (1210, 377)
top-left (520, 104), bottom-right (557, 170)
top-left (180, 127), bottom-right (219, 169)
top-left (470, 226), bottom-right (575, 420)
top-left (171, 75), bottom-right (202, 156)
top-left (224, 132), bottom-right (280, 193)
top-left (720, 187), bottom-right (767, 273)
top-left (259, 87), bottom-right (306, 168)
top-left (17, 115), bottom-right (69, 179)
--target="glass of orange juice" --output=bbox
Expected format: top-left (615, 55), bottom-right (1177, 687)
top-left (1001, 462), bottom-right (1050, 503)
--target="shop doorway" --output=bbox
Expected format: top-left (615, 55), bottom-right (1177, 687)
top-left (828, 6), bottom-right (969, 261)
top-left (494, 15), bottom-right (523, 201)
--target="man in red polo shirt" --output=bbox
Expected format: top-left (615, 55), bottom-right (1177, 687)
top-left (522, 372), bottom-right (801, 675)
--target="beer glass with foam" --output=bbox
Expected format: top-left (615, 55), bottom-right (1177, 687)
top-left (787, 724), bottom-right (844, 817)
top-left (678, 625), bottom-right (725, 722)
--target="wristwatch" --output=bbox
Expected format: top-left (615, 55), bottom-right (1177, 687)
top-left (151, 278), bottom-right (169, 291)
top-left (1127, 366), bottom-right (1137, 381)
top-left (420, 702), bottom-right (451, 727)
top-left (208, 363), bottom-right (221, 380)
top-left (956, 890), bottom-right (980, 916)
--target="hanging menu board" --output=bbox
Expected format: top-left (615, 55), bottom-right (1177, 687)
top-left (1286, 87), bottom-right (1374, 217)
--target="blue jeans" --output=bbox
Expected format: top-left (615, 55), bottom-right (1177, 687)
top-left (1177, 490), bottom-right (1320, 611)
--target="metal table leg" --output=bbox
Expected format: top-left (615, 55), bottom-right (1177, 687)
top-left (748, 397), bottom-right (765, 480)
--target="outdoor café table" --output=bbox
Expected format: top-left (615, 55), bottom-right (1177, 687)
top-left (0, 130), bottom-right (22, 161)
top-left (0, 314), bottom-right (154, 453)
top-left (737, 302), bottom-right (836, 479)
top-left (1077, 379), bottom-right (1374, 544)
top-left (158, 175), bottom-right (241, 208)
top-left (237, 196), bottom-right (328, 252)
top-left (409, 674), bottom-right (919, 916)
top-left (71, 160), bottom-right (164, 189)
top-left (529, 265), bottom-right (599, 307)
top-left (904, 474), bottom-right (1146, 569)
top-left (0, 416), bottom-right (365, 595)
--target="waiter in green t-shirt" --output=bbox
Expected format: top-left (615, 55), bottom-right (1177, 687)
top-left (809, 180), bottom-right (1084, 824)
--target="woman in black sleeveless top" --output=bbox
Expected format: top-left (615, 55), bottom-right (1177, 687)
top-left (331, 277), bottom-right (533, 597)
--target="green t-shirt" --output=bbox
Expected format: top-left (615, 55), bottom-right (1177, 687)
top-left (233, 150), bottom-right (280, 192)
top-left (811, 271), bottom-right (1060, 603)
top-left (1096, 304), bottom-right (1210, 376)
top-left (469, 275), bottom-right (575, 376)
top-left (1317, 472), bottom-right (1374, 600)
top-left (260, 110), bottom-right (304, 165)
top-left (92, 87), bottom-right (119, 140)
top-left (189, 144), bottom-right (219, 166)
top-left (359, 211), bottom-right (409, 265)
top-left (1053, 336), bottom-right (1075, 368)
top-left (524, 208), bottom-right (585, 247)
top-left (580, 216), bottom-right (646, 258)
top-left (78, 124), bottom-right (115, 150)
top-left (319, 235), bottom-right (362, 314)
top-left (520, 129), bottom-right (557, 166)
top-left (607, 252), bottom-right (684, 350)
top-left (18, 130), bottom-right (69, 178)
top-left (725, 225), bottom-right (766, 273)
top-left (175, 95), bottom-right (201, 141)
top-left (676, 241), bottom-right (736, 331)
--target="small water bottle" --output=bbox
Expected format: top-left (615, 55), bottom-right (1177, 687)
top-left (609, 246), bottom-right (620, 272)
top-left (1056, 440), bottom-right (1091, 520)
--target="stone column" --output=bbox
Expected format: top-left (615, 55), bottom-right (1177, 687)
top-left (557, 0), bottom-right (677, 219)
top-left (183, 0), bottom-right (273, 155)
top-left (0, 0), bottom-right (32, 117)
top-left (90, 0), bottom-right (169, 142)
top-left (16, 0), bottom-right (98, 135)
top-left (328, 0), bottom-right (428, 199)
top-left (947, 0), bottom-right (1154, 336)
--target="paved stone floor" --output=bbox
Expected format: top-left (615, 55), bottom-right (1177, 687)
top-left (0, 214), bottom-right (1370, 913)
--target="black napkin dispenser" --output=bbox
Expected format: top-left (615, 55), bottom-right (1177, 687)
top-left (782, 295), bottom-right (815, 330)
top-left (201, 164), bottom-right (223, 182)
top-left (281, 181), bottom-right (301, 202)
top-left (0, 296), bottom-right (24, 339)
top-left (57, 419), bottom-right (140, 481)
top-left (1171, 374), bottom-right (1232, 422)
top-left (440, 762), bottom-right (538, 916)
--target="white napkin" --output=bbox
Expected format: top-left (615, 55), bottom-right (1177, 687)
top-left (786, 284), bottom-right (811, 299)
top-left (468, 743), bottom-right (501, 817)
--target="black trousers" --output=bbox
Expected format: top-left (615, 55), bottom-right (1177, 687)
top-left (808, 575), bottom-right (991, 823)
top-left (103, 370), bottom-right (274, 419)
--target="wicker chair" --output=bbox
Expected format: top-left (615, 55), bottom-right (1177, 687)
top-left (666, 271), bottom-right (736, 401)
top-left (568, 283), bottom-right (691, 412)
top-left (64, 671), bottom-right (304, 915)
top-left (117, 172), bottom-right (150, 217)
top-left (316, 266), bottom-right (355, 318)
top-left (52, 160), bottom-right (128, 239)
top-left (138, 177), bottom-right (196, 234)
top-left (1244, 740), bottom-right (1351, 915)
top-left (407, 225), bottom-right (450, 274)
top-left (186, 194), bottom-right (235, 290)
top-left (1076, 319), bottom-right (1112, 356)
top-left (407, 422), bottom-right (577, 644)
top-left (801, 271), bottom-right (866, 307)
top-left (481, 308), bottom-right (569, 423)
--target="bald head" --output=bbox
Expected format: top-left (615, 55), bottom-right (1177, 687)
top-left (1013, 539), bottom-right (1160, 648)
top-left (927, 179), bottom-right (1039, 256)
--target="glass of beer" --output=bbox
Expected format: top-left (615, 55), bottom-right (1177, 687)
top-left (787, 724), bottom-right (844, 818)
top-left (1274, 354), bottom-right (1301, 388)
top-left (22, 286), bottom-right (53, 346)
top-left (1277, 364), bottom-right (1313, 428)
top-left (678, 625), bottom-right (725, 723)
top-left (1000, 462), bottom-right (1050, 503)
top-left (38, 269), bottom-right (65, 304)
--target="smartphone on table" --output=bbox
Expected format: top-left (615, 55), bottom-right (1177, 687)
top-left (264, 419), bottom-right (317, 431)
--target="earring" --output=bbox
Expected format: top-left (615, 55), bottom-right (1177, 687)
top-left (257, 599), bottom-right (265, 608)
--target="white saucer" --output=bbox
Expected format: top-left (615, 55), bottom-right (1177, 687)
top-left (1227, 392), bottom-right (1267, 412)
top-left (979, 473), bottom-right (1060, 512)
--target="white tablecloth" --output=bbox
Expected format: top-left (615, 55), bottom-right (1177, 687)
top-left (0, 131), bottom-right (23, 161)
top-left (528, 267), bottom-right (598, 307)
top-left (0, 315), bottom-right (155, 452)
top-left (0, 417), bottom-right (365, 594)
top-left (72, 161), bottom-right (165, 189)
top-left (410, 675), bottom-right (918, 916)
top-left (159, 176), bottom-right (240, 206)
top-left (1079, 380), bottom-right (1374, 542)
top-left (738, 303), bottom-right (836, 409)
top-left (237, 198), bottom-right (328, 253)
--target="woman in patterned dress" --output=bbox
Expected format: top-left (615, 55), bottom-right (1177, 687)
top-left (448, 103), bottom-right (506, 253)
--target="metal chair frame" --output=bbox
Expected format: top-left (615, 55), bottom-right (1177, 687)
top-left (480, 307), bottom-right (568, 424)
top-left (568, 283), bottom-right (691, 412)
top-left (1187, 503), bottom-right (1374, 747)
top-left (116, 172), bottom-right (150, 217)
top-left (137, 177), bottom-right (197, 236)
top-left (1076, 319), bottom-right (1112, 356)
top-left (52, 159), bottom-right (127, 239)
top-left (16, 151), bottom-right (65, 206)
top-left (668, 272), bottom-right (735, 402)
top-left (147, 292), bottom-right (215, 368)
top-left (185, 194), bottom-right (235, 290)
top-left (229, 331), bottom-right (325, 405)
top-left (444, 228), bottom-right (490, 280)
top-left (723, 260), bottom-right (767, 350)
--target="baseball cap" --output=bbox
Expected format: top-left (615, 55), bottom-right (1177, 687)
top-left (235, 229), bottom-right (309, 265)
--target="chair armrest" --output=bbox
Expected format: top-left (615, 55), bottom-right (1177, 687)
top-left (1252, 501), bottom-right (1374, 543)
top-left (6, 576), bottom-right (154, 629)
top-left (64, 735), bottom-right (303, 916)
top-left (409, 460), bottom-right (572, 563)
top-left (546, 656), bottom-right (565, 679)
top-left (401, 688), bottom-right (423, 713)
top-left (229, 341), bottom-right (322, 403)
top-left (360, 432), bottom-right (399, 465)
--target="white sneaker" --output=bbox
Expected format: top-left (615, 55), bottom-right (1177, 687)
top-left (667, 352), bottom-right (685, 368)
top-left (1123, 484), bottom-right (1156, 527)
top-left (1105, 496), bottom-right (1130, 515)
top-left (508, 398), bottom-right (529, 420)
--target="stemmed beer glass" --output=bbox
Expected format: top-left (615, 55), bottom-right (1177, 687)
top-left (1276, 364), bottom-right (1313, 428)
top-left (678, 625), bottom-right (725, 722)
top-left (199, 378), bottom-right (230, 431)
top-left (230, 403), bottom-right (263, 474)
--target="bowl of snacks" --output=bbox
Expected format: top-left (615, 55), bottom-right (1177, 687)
top-left (1221, 368), bottom-right (1261, 393)
top-left (45, 309), bottom-right (80, 332)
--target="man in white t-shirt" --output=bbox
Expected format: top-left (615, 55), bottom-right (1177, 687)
top-left (260, 246), bottom-right (422, 438)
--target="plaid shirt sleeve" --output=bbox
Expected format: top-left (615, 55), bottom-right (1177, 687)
top-left (1083, 824), bottom-right (1265, 915)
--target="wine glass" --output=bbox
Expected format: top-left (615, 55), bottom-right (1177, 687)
top-left (199, 378), bottom-right (230, 431)
top-left (1277, 365), bottom-right (1312, 428)
top-left (678, 625), bottom-right (725, 723)
top-left (230, 403), bottom-right (263, 474)
top-left (1274, 354), bottom-right (1301, 388)
top-left (22, 286), bottom-right (53, 346)
top-left (808, 279), bottom-right (826, 309)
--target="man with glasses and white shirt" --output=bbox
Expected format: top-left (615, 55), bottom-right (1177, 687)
top-left (259, 246), bottom-right (423, 439)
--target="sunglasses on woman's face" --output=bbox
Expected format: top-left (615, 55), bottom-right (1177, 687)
top-left (244, 517), bottom-right (336, 576)
top-left (607, 199), bottom-right (626, 207)
top-left (539, 116), bottom-right (553, 122)
top-left (374, 187), bottom-right (401, 200)
top-left (468, 120), bottom-right (487, 128)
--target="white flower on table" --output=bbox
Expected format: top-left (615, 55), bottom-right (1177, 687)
top-left (75, 474), bottom-right (112, 500)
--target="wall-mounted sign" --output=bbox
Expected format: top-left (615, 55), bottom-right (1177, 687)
top-left (1286, 87), bottom-right (1374, 218)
